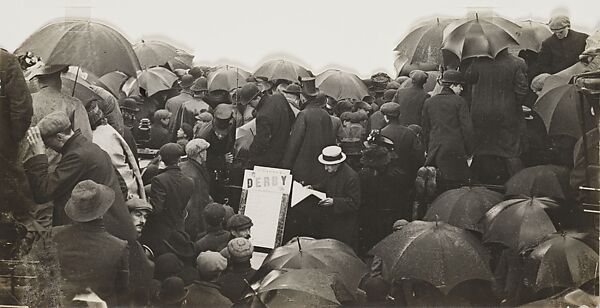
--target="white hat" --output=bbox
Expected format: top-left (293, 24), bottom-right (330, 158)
top-left (318, 145), bottom-right (346, 165)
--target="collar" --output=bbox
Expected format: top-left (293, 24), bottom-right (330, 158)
top-left (163, 164), bottom-right (181, 172)
top-left (439, 86), bottom-right (456, 95)
top-left (60, 130), bottom-right (83, 154)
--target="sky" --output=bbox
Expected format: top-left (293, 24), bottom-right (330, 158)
top-left (2, 0), bottom-right (599, 78)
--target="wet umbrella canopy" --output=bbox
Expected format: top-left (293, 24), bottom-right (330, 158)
top-left (254, 59), bottom-right (312, 82)
top-left (504, 165), bottom-right (572, 200)
top-left (207, 66), bottom-right (250, 91)
top-left (16, 20), bottom-right (141, 76)
top-left (315, 69), bottom-right (369, 101)
top-left (96, 71), bottom-right (129, 98)
top-left (133, 40), bottom-right (180, 69)
top-left (424, 186), bottom-right (503, 233)
top-left (370, 220), bottom-right (493, 294)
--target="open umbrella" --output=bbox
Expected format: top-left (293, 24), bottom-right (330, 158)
top-left (207, 66), bottom-right (250, 91)
top-left (96, 71), bottom-right (129, 98)
top-left (16, 20), bottom-right (140, 76)
top-left (254, 59), bottom-right (311, 82)
top-left (483, 197), bottom-right (561, 251)
top-left (533, 84), bottom-right (597, 139)
top-left (370, 220), bottom-right (493, 294)
top-left (393, 18), bottom-right (455, 74)
top-left (442, 15), bottom-right (520, 60)
top-left (133, 40), bottom-right (180, 69)
top-left (529, 231), bottom-right (599, 291)
top-left (505, 165), bottom-right (572, 200)
top-left (515, 20), bottom-right (552, 52)
top-left (259, 237), bottom-right (367, 292)
top-left (167, 49), bottom-right (195, 70)
top-left (61, 70), bottom-right (103, 105)
top-left (315, 69), bottom-right (369, 101)
top-left (423, 186), bottom-right (503, 233)
top-left (136, 67), bottom-right (178, 96)
top-left (243, 269), bottom-right (353, 307)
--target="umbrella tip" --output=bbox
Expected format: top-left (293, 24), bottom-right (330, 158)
top-left (297, 237), bottom-right (302, 252)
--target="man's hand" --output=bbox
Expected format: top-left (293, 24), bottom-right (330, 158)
top-left (318, 198), bottom-right (334, 207)
top-left (225, 152), bottom-right (234, 164)
top-left (26, 126), bottom-right (45, 155)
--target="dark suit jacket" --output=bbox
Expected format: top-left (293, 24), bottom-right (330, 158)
top-left (394, 85), bottom-right (430, 126)
top-left (180, 159), bottom-right (213, 240)
top-left (536, 30), bottom-right (589, 75)
top-left (147, 122), bottom-right (170, 149)
top-left (141, 165), bottom-right (194, 255)
top-left (23, 132), bottom-right (137, 241)
top-left (51, 221), bottom-right (129, 306)
top-left (381, 121), bottom-right (425, 180)
top-left (248, 93), bottom-right (295, 168)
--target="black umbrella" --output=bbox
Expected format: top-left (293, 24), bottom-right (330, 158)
top-left (505, 165), bottom-right (572, 200)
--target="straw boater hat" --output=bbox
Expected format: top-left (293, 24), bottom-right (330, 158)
top-left (318, 145), bottom-right (347, 165)
top-left (65, 180), bottom-right (115, 223)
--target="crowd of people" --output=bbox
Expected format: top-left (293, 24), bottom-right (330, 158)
top-left (0, 13), bottom-right (598, 307)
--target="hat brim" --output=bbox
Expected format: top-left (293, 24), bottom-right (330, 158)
top-left (65, 186), bottom-right (115, 223)
top-left (318, 152), bottom-right (346, 165)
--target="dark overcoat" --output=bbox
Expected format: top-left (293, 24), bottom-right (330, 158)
top-left (394, 85), bottom-right (430, 126)
top-left (536, 30), bottom-right (589, 75)
top-left (141, 165), bottom-right (194, 256)
top-left (23, 131), bottom-right (137, 241)
top-left (421, 87), bottom-right (474, 183)
top-left (184, 281), bottom-right (233, 308)
top-left (248, 93), bottom-right (295, 168)
top-left (381, 121), bottom-right (425, 179)
top-left (180, 159), bottom-right (213, 240)
top-left (465, 51), bottom-right (529, 158)
top-left (281, 104), bottom-right (336, 185)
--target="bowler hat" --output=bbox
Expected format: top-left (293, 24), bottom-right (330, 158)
top-left (203, 202), bottom-right (226, 227)
top-left (158, 277), bottom-right (189, 304)
top-left (238, 83), bottom-right (261, 105)
top-left (227, 238), bottom-right (253, 262)
top-left (227, 214), bottom-right (253, 230)
top-left (191, 77), bottom-right (208, 92)
top-left (380, 102), bottom-right (401, 117)
top-left (37, 111), bottom-right (71, 137)
top-left (179, 74), bottom-right (195, 88)
top-left (163, 230), bottom-right (196, 259)
top-left (299, 77), bottom-right (319, 97)
top-left (159, 143), bottom-right (184, 164)
top-left (360, 145), bottom-right (391, 167)
top-left (440, 70), bottom-right (464, 85)
top-left (119, 97), bottom-right (140, 112)
top-left (283, 83), bottom-right (302, 94)
top-left (126, 197), bottom-right (153, 213)
top-left (65, 180), bottom-right (115, 223)
top-left (318, 145), bottom-right (347, 165)
top-left (196, 251), bottom-right (227, 276)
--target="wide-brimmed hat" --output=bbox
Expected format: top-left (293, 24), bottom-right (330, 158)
top-left (125, 197), bottom-right (153, 213)
top-left (440, 70), bottom-right (464, 85)
top-left (65, 180), bottom-right (115, 223)
top-left (318, 145), bottom-right (347, 165)
top-left (360, 145), bottom-right (392, 167)
top-left (163, 230), bottom-right (195, 259)
top-left (37, 111), bottom-right (71, 138)
top-left (191, 76), bottom-right (208, 92)
top-left (179, 74), bottom-right (195, 88)
top-left (158, 277), bottom-right (189, 304)
top-left (119, 97), bottom-right (140, 112)
top-left (299, 77), bottom-right (319, 97)
top-left (238, 83), bottom-right (261, 105)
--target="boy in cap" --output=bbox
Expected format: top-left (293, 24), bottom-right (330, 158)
top-left (186, 251), bottom-right (232, 307)
top-left (140, 143), bottom-right (194, 256)
top-left (216, 238), bottom-right (257, 303)
top-left (50, 180), bottom-right (129, 306)
top-left (536, 15), bottom-right (589, 75)
top-left (194, 203), bottom-right (231, 254)
top-left (226, 213), bottom-right (253, 240)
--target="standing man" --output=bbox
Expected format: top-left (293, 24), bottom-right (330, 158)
top-left (0, 49), bottom-right (32, 213)
top-left (233, 83), bottom-right (259, 128)
top-left (393, 70), bottom-right (430, 126)
top-left (282, 78), bottom-right (336, 185)
top-left (24, 111), bottom-right (136, 241)
top-left (140, 143), bottom-right (194, 256)
top-left (465, 48), bottom-right (529, 184)
top-left (535, 15), bottom-right (589, 76)
top-left (165, 74), bottom-right (196, 115)
top-left (421, 70), bottom-right (474, 191)
top-left (248, 86), bottom-right (295, 168)
top-left (312, 146), bottom-right (361, 249)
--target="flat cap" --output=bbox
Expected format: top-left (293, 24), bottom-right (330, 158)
top-left (227, 214), bottom-right (253, 230)
top-left (37, 111), bottom-right (71, 137)
top-left (126, 197), bottom-right (153, 212)
top-left (213, 103), bottom-right (234, 120)
top-left (159, 143), bottom-right (184, 164)
top-left (548, 15), bottom-right (570, 30)
top-left (380, 102), bottom-right (401, 117)
top-left (196, 251), bottom-right (227, 276)
top-left (203, 202), bottom-right (226, 226)
top-left (409, 70), bottom-right (429, 86)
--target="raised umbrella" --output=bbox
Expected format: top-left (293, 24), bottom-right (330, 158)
top-left (483, 197), bottom-right (562, 251)
top-left (243, 269), bottom-right (354, 307)
top-left (505, 165), bottom-right (572, 200)
top-left (16, 20), bottom-right (140, 77)
top-left (207, 66), bottom-right (250, 91)
top-left (533, 84), bottom-right (597, 139)
top-left (515, 20), bottom-right (552, 52)
top-left (96, 71), bottom-right (129, 98)
top-left (442, 15), bottom-right (521, 60)
top-left (61, 70), bottom-right (103, 106)
top-left (167, 49), bottom-right (195, 70)
top-left (123, 67), bottom-right (178, 97)
top-left (133, 40), bottom-right (180, 69)
top-left (259, 237), bottom-right (367, 293)
top-left (393, 18), bottom-right (455, 75)
top-left (315, 69), bottom-right (369, 101)
top-left (529, 231), bottom-right (599, 291)
top-left (370, 220), bottom-right (493, 294)
top-left (254, 59), bottom-right (311, 82)
top-left (423, 186), bottom-right (503, 233)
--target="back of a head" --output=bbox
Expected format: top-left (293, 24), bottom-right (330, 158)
top-left (154, 109), bottom-right (171, 122)
top-left (159, 143), bottom-right (184, 165)
top-left (203, 202), bottom-right (226, 227)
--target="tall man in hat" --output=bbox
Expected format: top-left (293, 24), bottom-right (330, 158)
top-left (282, 77), bottom-right (336, 185)
top-left (50, 180), bottom-right (130, 306)
top-left (311, 146), bottom-right (361, 248)
top-left (0, 49), bottom-right (32, 214)
top-left (24, 111), bottom-right (136, 241)
top-left (140, 143), bottom-right (194, 257)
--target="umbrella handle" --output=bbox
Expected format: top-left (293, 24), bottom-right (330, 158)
top-left (71, 66), bottom-right (80, 97)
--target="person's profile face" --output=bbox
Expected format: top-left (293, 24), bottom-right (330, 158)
top-left (324, 163), bottom-right (341, 173)
top-left (232, 227), bottom-right (251, 239)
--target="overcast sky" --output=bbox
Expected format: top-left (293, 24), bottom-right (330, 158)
top-left (2, 0), bottom-right (599, 78)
